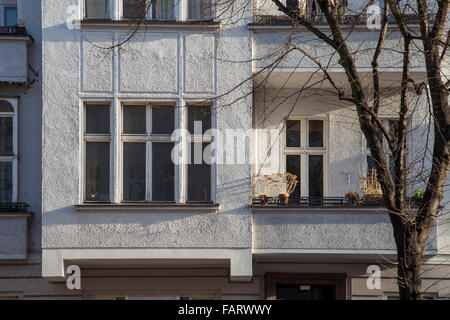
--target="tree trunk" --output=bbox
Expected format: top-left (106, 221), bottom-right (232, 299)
top-left (395, 227), bottom-right (425, 300)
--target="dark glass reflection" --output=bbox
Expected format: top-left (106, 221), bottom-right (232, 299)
top-left (309, 155), bottom-right (323, 197)
top-left (152, 143), bottom-right (174, 201)
top-left (123, 142), bottom-right (146, 201)
top-left (86, 142), bottom-right (110, 202)
top-left (286, 120), bottom-right (300, 147)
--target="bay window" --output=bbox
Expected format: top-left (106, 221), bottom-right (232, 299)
top-left (0, 99), bottom-right (17, 203)
top-left (84, 103), bottom-right (111, 202)
top-left (284, 118), bottom-right (326, 199)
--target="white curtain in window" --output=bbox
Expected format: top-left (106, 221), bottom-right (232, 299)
top-left (187, 0), bottom-right (211, 21)
top-left (85, 0), bottom-right (109, 19)
top-left (152, 0), bottom-right (175, 20)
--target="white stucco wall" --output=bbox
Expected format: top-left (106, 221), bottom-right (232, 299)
top-left (40, 0), bottom-right (254, 277)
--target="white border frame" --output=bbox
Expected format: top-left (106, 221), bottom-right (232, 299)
top-left (81, 100), bottom-right (113, 203)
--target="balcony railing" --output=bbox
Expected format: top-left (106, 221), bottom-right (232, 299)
top-left (0, 202), bottom-right (29, 213)
top-left (0, 26), bottom-right (27, 36)
top-left (252, 13), bottom-right (421, 26)
top-left (252, 196), bottom-right (361, 206)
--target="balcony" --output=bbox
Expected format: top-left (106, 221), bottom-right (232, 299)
top-left (0, 26), bottom-right (31, 85)
top-left (251, 196), bottom-right (438, 261)
top-left (0, 203), bottom-right (32, 260)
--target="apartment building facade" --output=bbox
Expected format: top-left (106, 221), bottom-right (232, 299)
top-left (0, 0), bottom-right (449, 299)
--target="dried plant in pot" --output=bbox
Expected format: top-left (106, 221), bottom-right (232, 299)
top-left (272, 173), bottom-right (298, 205)
top-left (252, 173), bottom-right (271, 205)
top-left (359, 169), bottom-right (383, 205)
top-left (345, 191), bottom-right (360, 205)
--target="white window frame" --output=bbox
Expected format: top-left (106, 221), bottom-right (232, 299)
top-left (81, 99), bottom-right (216, 204)
top-left (120, 103), bottom-right (176, 202)
top-left (82, 101), bottom-right (112, 203)
top-left (0, 97), bottom-right (18, 203)
top-left (282, 117), bottom-right (327, 198)
top-left (183, 103), bottom-right (214, 203)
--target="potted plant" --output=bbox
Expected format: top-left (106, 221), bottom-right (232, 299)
top-left (345, 191), bottom-right (360, 205)
top-left (252, 173), bottom-right (271, 205)
top-left (411, 188), bottom-right (425, 205)
top-left (273, 173), bottom-right (298, 205)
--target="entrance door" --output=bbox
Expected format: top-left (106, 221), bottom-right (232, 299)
top-left (265, 273), bottom-right (347, 300)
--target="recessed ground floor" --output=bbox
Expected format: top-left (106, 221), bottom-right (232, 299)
top-left (1, 253), bottom-right (450, 300)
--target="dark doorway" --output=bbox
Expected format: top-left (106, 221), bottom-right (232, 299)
top-left (266, 273), bottom-right (347, 300)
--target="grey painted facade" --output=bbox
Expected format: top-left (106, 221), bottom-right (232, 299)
top-left (0, 0), bottom-right (449, 299)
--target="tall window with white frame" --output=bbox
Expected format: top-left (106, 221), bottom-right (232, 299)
top-left (121, 104), bottom-right (175, 202)
top-left (187, 104), bottom-right (212, 202)
top-left (0, 100), bottom-right (16, 203)
top-left (84, 103), bottom-right (111, 202)
top-left (284, 118), bottom-right (326, 201)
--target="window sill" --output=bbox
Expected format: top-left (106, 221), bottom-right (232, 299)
top-left (75, 203), bottom-right (220, 213)
top-left (78, 19), bottom-right (220, 31)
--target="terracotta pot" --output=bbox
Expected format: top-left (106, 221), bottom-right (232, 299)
top-left (279, 193), bottom-right (290, 205)
top-left (260, 194), bottom-right (270, 205)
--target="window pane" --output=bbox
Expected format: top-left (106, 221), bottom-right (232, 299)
top-left (152, 143), bottom-right (174, 202)
top-left (123, 0), bottom-right (147, 19)
top-left (367, 155), bottom-right (376, 171)
top-left (86, 142), bottom-right (110, 202)
top-left (152, 106), bottom-right (174, 134)
top-left (0, 117), bottom-right (13, 155)
top-left (308, 120), bottom-right (323, 147)
top-left (0, 101), bottom-right (14, 112)
top-left (4, 6), bottom-right (17, 27)
top-left (86, 105), bottom-right (110, 134)
top-left (286, 155), bottom-right (300, 199)
top-left (188, 143), bottom-right (211, 202)
top-left (123, 106), bottom-right (146, 134)
top-left (309, 155), bottom-right (323, 197)
top-left (123, 142), bottom-right (146, 201)
top-left (187, 0), bottom-right (212, 21)
top-left (0, 162), bottom-right (12, 202)
top-left (85, 0), bottom-right (110, 19)
top-left (152, 0), bottom-right (175, 20)
top-left (188, 106), bottom-right (211, 134)
top-left (286, 120), bottom-right (300, 147)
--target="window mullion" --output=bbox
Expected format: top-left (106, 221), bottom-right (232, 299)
top-left (146, 105), bottom-right (152, 202)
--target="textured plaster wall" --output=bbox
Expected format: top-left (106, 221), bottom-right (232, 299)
top-left (253, 30), bottom-right (425, 72)
top-left (253, 212), bottom-right (397, 250)
top-left (0, 216), bottom-right (29, 258)
top-left (41, 0), bottom-right (253, 251)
